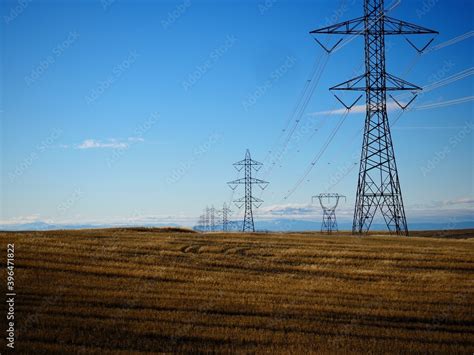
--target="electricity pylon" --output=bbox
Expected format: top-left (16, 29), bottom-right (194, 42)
top-left (205, 206), bottom-right (210, 232)
top-left (311, 0), bottom-right (437, 235)
top-left (312, 193), bottom-right (346, 234)
top-left (228, 149), bottom-right (269, 232)
top-left (197, 214), bottom-right (206, 231)
top-left (209, 205), bottom-right (216, 231)
top-left (221, 203), bottom-right (232, 232)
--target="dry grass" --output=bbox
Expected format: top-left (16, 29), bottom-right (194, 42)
top-left (1, 229), bottom-right (473, 353)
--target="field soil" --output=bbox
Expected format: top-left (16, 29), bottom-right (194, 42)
top-left (1, 228), bottom-right (473, 353)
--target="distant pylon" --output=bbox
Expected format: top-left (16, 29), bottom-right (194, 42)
top-left (197, 214), bottom-right (206, 231)
top-left (312, 193), bottom-right (346, 234)
top-left (209, 206), bottom-right (216, 231)
top-left (222, 203), bottom-right (232, 232)
top-left (310, 0), bottom-right (437, 235)
top-left (205, 206), bottom-right (210, 232)
top-left (228, 149), bottom-right (269, 232)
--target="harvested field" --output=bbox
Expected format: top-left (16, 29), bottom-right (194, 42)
top-left (1, 229), bottom-right (473, 353)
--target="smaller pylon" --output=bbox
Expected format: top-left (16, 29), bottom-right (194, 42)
top-left (312, 193), bottom-right (346, 234)
top-left (209, 206), bottom-right (216, 231)
top-left (197, 214), bottom-right (206, 231)
top-left (205, 206), bottom-right (210, 232)
top-left (222, 203), bottom-right (232, 232)
top-left (228, 149), bottom-right (269, 233)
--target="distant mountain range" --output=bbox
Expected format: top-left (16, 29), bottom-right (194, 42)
top-left (254, 219), bottom-right (474, 232)
top-left (1, 219), bottom-right (473, 232)
top-left (0, 221), bottom-right (181, 231)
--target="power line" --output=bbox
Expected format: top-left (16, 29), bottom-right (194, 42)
top-left (264, 54), bottom-right (330, 169)
top-left (284, 109), bottom-right (350, 200)
top-left (260, 2), bottom-right (405, 191)
top-left (311, 0), bottom-right (438, 235)
top-left (321, 48), bottom-right (473, 193)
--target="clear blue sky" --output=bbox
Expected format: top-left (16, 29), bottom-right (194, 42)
top-left (1, 0), bottom-right (473, 227)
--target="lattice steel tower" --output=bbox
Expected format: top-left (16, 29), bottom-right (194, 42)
top-left (221, 203), bottom-right (232, 232)
top-left (205, 206), bottom-right (210, 232)
top-left (209, 206), bottom-right (216, 231)
top-left (228, 150), bottom-right (269, 232)
top-left (197, 214), bottom-right (206, 231)
top-left (311, 0), bottom-right (437, 235)
top-left (312, 193), bottom-right (346, 234)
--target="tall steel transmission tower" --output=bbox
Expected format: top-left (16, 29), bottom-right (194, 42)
top-left (312, 193), bottom-right (346, 234)
top-left (228, 150), bottom-right (269, 232)
top-left (311, 0), bottom-right (437, 235)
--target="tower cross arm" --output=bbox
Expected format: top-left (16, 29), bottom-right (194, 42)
top-left (329, 73), bottom-right (422, 92)
top-left (310, 16), bottom-right (438, 36)
top-left (227, 178), bottom-right (246, 185)
top-left (329, 74), bottom-right (367, 91)
top-left (251, 178), bottom-right (269, 185)
top-left (318, 193), bottom-right (346, 199)
top-left (383, 16), bottom-right (439, 35)
top-left (233, 159), bottom-right (263, 167)
top-left (233, 196), bottom-right (263, 203)
top-left (310, 16), bottom-right (365, 35)
top-left (228, 177), bottom-right (268, 185)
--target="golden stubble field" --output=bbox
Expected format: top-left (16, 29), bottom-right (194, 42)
top-left (0, 228), bottom-right (473, 353)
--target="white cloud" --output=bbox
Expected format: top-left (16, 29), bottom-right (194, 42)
top-left (253, 198), bottom-right (474, 222)
top-left (308, 95), bottom-right (474, 117)
top-left (0, 214), bottom-right (42, 225)
top-left (70, 137), bottom-right (145, 150)
top-left (77, 139), bottom-right (128, 149)
top-left (308, 102), bottom-right (403, 116)
top-left (254, 203), bottom-right (342, 220)
top-left (409, 197), bottom-right (474, 209)
top-left (128, 137), bottom-right (144, 142)
top-left (259, 203), bottom-right (315, 215)
top-left (445, 197), bottom-right (474, 206)
top-left (1, 200), bottom-right (473, 229)
top-left (0, 213), bottom-right (199, 228)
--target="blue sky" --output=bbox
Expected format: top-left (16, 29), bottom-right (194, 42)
top-left (1, 0), bottom-right (473, 228)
